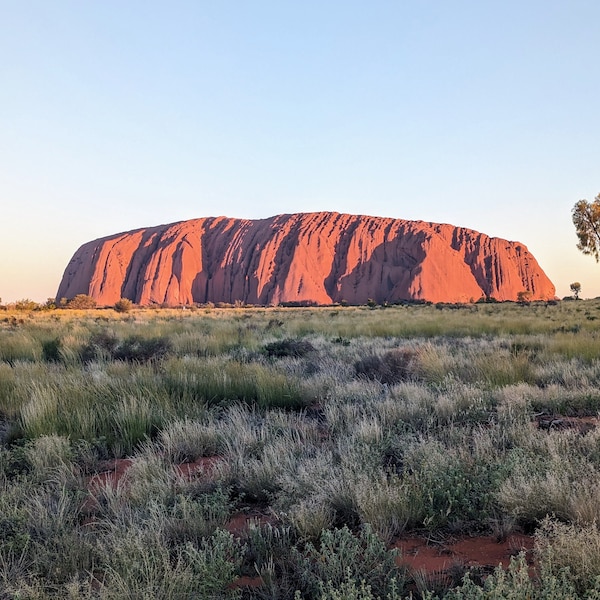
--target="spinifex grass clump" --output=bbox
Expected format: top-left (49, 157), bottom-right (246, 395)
top-left (163, 357), bottom-right (309, 410)
top-left (354, 348), bottom-right (418, 384)
top-left (81, 331), bottom-right (172, 363)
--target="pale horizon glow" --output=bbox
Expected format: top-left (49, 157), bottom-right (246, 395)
top-left (1, 1), bottom-right (599, 303)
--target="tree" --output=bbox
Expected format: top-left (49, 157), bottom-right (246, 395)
top-left (572, 194), bottom-right (600, 261)
top-left (570, 282), bottom-right (582, 300)
top-left (516, 290), bottom-right (532, 304)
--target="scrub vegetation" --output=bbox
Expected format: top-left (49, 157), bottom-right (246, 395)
top-left (2, 300), bottom-right (600, 597)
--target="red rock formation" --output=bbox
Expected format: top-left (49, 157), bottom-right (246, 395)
top-left (56, 212), bottom-right (556, 305)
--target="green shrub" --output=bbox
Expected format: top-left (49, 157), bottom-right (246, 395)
top-left (316, 572), bottom-right (405, 600)
top-left (355, 473), bottom-right (420, 542)
top-left (292, 525), bottom-right (404, 598)
top-left (113, 335), bottom-right (172, 362)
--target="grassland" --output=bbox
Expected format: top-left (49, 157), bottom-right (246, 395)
top-left (1, 300), bottom-right (600, 598)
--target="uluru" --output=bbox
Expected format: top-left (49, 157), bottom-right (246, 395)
top-left (56, 212), bottom-right (556, 306)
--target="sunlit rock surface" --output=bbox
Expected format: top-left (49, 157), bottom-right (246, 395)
top-left (57, 212), bottom-right (556, 305)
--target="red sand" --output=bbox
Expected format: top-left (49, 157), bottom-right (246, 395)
top-left (396, 533), bottom-right (534, 573)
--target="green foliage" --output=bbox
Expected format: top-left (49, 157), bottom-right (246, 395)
top-left (571, 282), bottom-right (582, 300)
top-left (158, 418), bottom-right (223, 462)
top-left (316, 572), bottom-right (405, 600)
top-left (162, 488), bottom-right (232, 545)
top-left (573, 194), bottom-right (600, 261)
top-left (292, 525), bottom-right (404, 598)
top-left (164, 358), bottom-right (308, 410)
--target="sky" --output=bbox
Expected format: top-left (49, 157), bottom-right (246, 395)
top-left (1, 0), bottom-right (599, 302)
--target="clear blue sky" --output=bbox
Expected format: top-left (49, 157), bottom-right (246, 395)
top-left (1, 1), bottom-right (599, 302)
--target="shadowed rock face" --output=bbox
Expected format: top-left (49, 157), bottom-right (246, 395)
top-left (56, 212), bottom-right (556, 305)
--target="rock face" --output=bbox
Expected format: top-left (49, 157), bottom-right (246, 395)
top-left (57, 212), bottom-right (556, 306)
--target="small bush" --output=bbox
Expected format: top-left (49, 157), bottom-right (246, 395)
top-left (112, 335), bottom-right (172, 362)
top-left (264, 338), bottom-right (315, 358)
top-left (41, 338), bottom-right (62, 362)
top-left (535, 517), bottom-right (600, 596)
top-left (292, 525), bottom-right (404, 598)
top-left (317, 572), bottom-right (405, 600)
top-left (289, 499), bottom-right (335, 541)
top-left (13, 298), bottom-right (40, 311)
top-left (245, 523), bottom-right (296, 589)
top-left (24, 435), bottom-right (73, 475)
top-left (354, 348), bottom-right (417, 384)
top-left (114, 298), bottom-right (134, 313)
top-left (81, 333), bottom-right (172, 363)
top-left (80, 331), bottom-right (119, 362)
top-left (66, 294), bottom-right (97, 309)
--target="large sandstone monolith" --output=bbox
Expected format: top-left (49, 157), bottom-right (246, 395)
top-left (56, 212), bottom-right (556, 305)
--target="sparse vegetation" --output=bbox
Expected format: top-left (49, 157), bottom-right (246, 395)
top-left (2, 301), bottom-right (600, 597)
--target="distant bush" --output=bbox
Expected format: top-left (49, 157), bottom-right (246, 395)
top-left (13, 298), bottom-right (39, 311)
top-left (476, 296), bottom-right (500, 304)
top-left (263, 338), bottom-right (315, 358)
top-left (279, 300), bottom-right (319, 307)
top-left (43, 298), bottom-right (57, 310)
top-left (114, 298), bottom-right (134, 313)
top-left (66, 294), bottom-right (97, 309)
